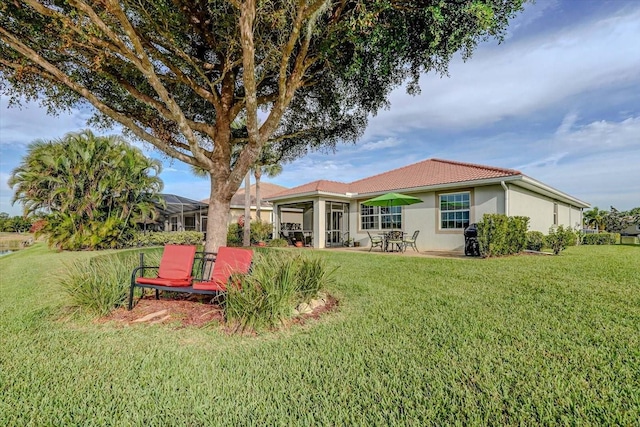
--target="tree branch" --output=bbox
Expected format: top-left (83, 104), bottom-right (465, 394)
top-left (0, 27), bottom-right (208, 169)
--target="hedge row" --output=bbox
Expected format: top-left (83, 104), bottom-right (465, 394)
top-left (476, 214), bottom-right (529, 257)
top-left (582, 233), bottom-right (619, 245)
top-left (128, 231), bottom-right (204, 246)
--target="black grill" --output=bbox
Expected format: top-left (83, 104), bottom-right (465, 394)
top-left (464, 223), bottom-right (480, 256)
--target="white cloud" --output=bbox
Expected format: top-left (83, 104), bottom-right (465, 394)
top-left (363, 7), bottom-right (640, 138)
top-left (0, 96), bottom-right (91, 145)
top-left (515, 115), bottom-right (640, 210)
top-left (358, 137), bottom-right (402, 152)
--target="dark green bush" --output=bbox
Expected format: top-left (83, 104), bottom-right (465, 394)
top-left (227, 223), bottom-right (242, 246)
top-left (224, 251), bottom-right (335, 332)
top-left (582, 233), bottom-right (619, 245)
top-left (544, 225), bottom-right (576, 255)
top-left (129, 231), bottom-right (203, 247)
top-left (477, 214), bottom-right (530, 257)
top-left (526, 231), bottom-right (545, 251)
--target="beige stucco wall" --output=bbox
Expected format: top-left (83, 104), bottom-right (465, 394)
top-left (229, 207), bottom-right (273, 224)
top-left (508, 185), bottom-right (582, 233)
top-left (348, 185), bottom-right (505, 251)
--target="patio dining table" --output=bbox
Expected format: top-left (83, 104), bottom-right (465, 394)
top-left (379, 231), bottom-right (405, 252)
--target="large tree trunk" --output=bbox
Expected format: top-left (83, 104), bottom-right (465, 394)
top-left (243, 171), bottom-right (251, 246)
top-left (205, 177), bottom-right (232, 253)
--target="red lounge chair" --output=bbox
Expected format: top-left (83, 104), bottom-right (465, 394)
top-left (135, 244), bottom-right (197, 287)
top-left (193, 247), bottom-right (253, 292)
top-left (128, 244), bottom-right (197, 309)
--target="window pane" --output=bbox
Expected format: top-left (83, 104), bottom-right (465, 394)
top-left (439, 192), bottom-right (471, 229)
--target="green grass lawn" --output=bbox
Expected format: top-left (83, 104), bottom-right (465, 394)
top-left (1, 244), bottom-right (639, 425)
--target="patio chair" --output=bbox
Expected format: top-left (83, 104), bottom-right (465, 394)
top-left (293, 231), bottom-right (306, 246)
top-left (367, 231), bottom-right (384, 252)
top-left (386, 231), bottom-right (405, 252)
top-left (280, 231), bottom-right (295, 246)
top-left (192, 247), bottom-right (253, 293)
top-left (401, 230), bottom-right (420, 252)
top-left (128, 244), bottom-right (197, 309)
top-left (133, 244), bottom-right (197, 287)
top-left (342, 231), bottom-right (350, 247)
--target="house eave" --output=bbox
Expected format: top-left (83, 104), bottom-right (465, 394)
top-left (266, 190), bottom-right (351, 202)
top-left (515, 176), bottom-right (590, 208)
top-left (265, 175), bottom-right (589, 209)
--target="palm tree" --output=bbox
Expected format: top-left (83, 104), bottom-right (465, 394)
top-left (9, 130), bottom-right (163, 249)
top-left (584, 207), bottom-right (606, 231)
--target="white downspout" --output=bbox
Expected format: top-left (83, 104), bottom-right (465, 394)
top-left (501, 181), bottom-right (509, 216)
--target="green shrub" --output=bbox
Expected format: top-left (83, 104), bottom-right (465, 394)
top-left (59, 250), bottom-right (161, 316)
top-left (129, 231), bottom-right (203, 247)
top-left (477, 214), bottom-right (529, 257)
top-left (267, 238), bottom-right (289, 247)
top-left (224, 251), bottom-right (335, 332)
top-left (526, 231), bottom-right (545, 251)
top-left (544, 225), bottom-right (576, 255)
top-left (507, 216), bottom-right (529, 253)
top-left (582, 233), bottom-right (619, 245)
top-left (250, 220), bottom-right (273, 243)
top-left (227, 223), bottom-right (242, 246)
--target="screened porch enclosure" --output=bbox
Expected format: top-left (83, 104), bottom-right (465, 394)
top-left (325, 201), bottom-right (350, 247)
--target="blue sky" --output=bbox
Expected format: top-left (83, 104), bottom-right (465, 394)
top-left (1, 0), bottom-right (639, 216)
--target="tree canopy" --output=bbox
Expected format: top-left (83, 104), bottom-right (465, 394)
top-left (0, 0), bottom-right (525, 250)
top-left (8, 130), bottom-right (163, 249)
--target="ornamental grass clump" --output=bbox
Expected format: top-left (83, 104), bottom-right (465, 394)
top-left (59, 250), bottom-right (161, 316)
top-left (297, 256), bottom-right (336, 302)
top-left (224, 251), bottom-right (335, 332)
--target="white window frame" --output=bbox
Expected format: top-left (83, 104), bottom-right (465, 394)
top-left (439, 191), bottom-right (471, 230)
top-left (359, 204), bottom-right (402, 231)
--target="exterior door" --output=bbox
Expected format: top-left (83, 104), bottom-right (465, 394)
top-left (325, 202), bottom-right (349, 247)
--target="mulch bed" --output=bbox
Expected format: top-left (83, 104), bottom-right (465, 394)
top-left (100, 293), bottom-right (338, 330)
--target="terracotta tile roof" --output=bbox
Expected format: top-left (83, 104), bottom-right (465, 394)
top-left (268, 180), bottom-right (351, 199)
top-left (349, 158), bottom-right (521, 194)
top-left (267, 158), bottom-right (522, 200)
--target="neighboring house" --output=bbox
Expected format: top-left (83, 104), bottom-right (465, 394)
top-left (620, 223), bottom-right (640, 236)
top-left (144, 194), bottom-right (208, 232)
top-left (265, 158), bottom-right (590, 251)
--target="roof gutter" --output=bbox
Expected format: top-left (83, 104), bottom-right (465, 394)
top-left (501, 181), bottom-right (509, 216)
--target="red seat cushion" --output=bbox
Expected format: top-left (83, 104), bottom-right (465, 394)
top-left (192, 247), bottom-right (253, 292)
top-left (136, 277), bottom-right (193, 287)
top-left (156, 244), bottom-right (197, 280)
top-left (192, 279), bottom-right (227, 292)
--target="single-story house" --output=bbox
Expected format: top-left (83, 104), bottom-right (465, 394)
top-left (620, 223), bottom-right (640, 236)
top-left (265, 158), bottom-right (590, 251)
